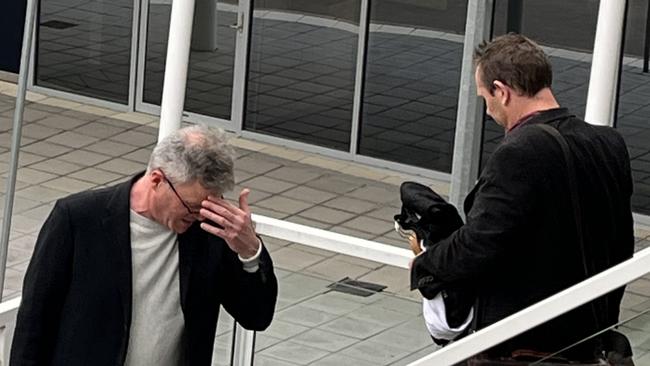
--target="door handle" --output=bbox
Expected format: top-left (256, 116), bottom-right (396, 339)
top-left (229, 12), bottom-right (244, 33)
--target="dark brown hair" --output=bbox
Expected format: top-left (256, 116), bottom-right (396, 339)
top-left (473, 33), bottom-right (552, 97)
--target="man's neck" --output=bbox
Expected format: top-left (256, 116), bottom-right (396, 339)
top-left (505, 88), bottom-right (560, 130)
top-left (130, 175), bottom-right (154, 219)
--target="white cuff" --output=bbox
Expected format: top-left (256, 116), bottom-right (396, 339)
top-left (238, 237), bottom-right (262, 273)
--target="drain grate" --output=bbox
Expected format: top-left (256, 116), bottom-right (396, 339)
top-left (327, 277), bottom-right (386, 297)
top-left (41, 20), bottom-right (78, 30)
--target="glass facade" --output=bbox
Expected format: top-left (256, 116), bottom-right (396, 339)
top-left (358, 0), bottom-right (468, 172)
top-left (244, 1), bottom-right (361, 151)
top-left (143, 0), bottom-right (238, 120)
top-left (616, 0), bottom-right (650, 216)
top-left (480, 0), bottom-right (599, 168)
top-left (35, 0), bottom-right (133, 103)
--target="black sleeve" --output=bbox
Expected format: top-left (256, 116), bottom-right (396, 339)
top-left (219, 237), bottom-right (278, 331)
top-left (413, 140), bottom-right (540, 284)
top-left (10, 201), bottom-right (74, 366)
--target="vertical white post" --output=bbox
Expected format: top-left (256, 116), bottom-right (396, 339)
top-left (0, 0), bottom-right (38, 299)
top-left (449, 0), bottom-right (493, 212)
top-left (158, 0), bottom-right (197, 140)
top-left (231, 323), bottom-right (254, 366)
top-left (584, 0), bottom-right (626, 127)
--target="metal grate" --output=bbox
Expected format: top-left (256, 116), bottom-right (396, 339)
top-left (327, 277), bottom-right (386, 297)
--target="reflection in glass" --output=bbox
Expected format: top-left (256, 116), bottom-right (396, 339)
top-left (359, 0), bottom-right (468, 172)
top-left (143, 0), bottom-right (238, 120)
top-left (244, 1), bottom-right (361, 151)
top-left (480, 0), bottom-right (599, 167)
top-left (36, 0), bottom-right (133, 103)
top-left (616, 0), bottom-right (650, 216)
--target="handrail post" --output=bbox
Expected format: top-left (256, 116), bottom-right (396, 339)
top-left (231, 323), bottom-right (255, 366)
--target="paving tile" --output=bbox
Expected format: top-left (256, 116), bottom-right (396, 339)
top-left (41, 177), bottom-right (97, 193)
top-left (74, 121), bottom-right (129, 138)
top-left (12, 167), bottom-right (57, 184)
top-left (276, 304), bottom-right (338, 327)
top-left (265, 166), bottom-right (322, 184)
top-left (285, 215), bottom-right (332, 229)
top-left (69, 167), bottom-right (124, 185)
top-left (109, 130), bottom-right (157, 147)
top-left (9, 234), bottom-right (37, 253)
top-left (253, 354), bottom-right (300, 366)
top-left (343, 215), bottom-right (393, 235)
top-left (16, 185), bottom-right (69, 203)
top-left (83, 140), bottom-right (139, 156)
top-left (627, 278), bottom-right (650, 297)
top-left (255, 196), bottom-right (313, 215)
top-left (259, 340), bottom-right (329, 365)
top-left (332, 253), bottom-right (384, 270)
top-left (235, 156), bottom-right (282, 174)
top-left (277, 273), bottom-right (330, 304)
top-left (271, 246), bottom-right (327, 272)
top-left (261, 319), bottom-right (310, 341)
top-left (45, 131), bottom-right (99, 149)
top-left (10, 214), bottom-right (45, 235)
top-left (95, 158), bottom-right (145, 175)
top-left (309, 353), bottom-right (376, 366)
top-left (304, 174), bottom-right (365, 194)
top-left (225, 185), bottom-right (272, 204)
top-left (286, 243), bottom-right (336, 258)
top-left (390, 346), bottom-right (440, 366)
top-left (35, 115), bottom-right (88, 129)
top-left (280, 186), bottom-right (336, 204)
top-left (300, 292), bottom-right (365, 316)
top-left (303, 256), bottom-right (373, 281)
top-left (346, 185), bottom-right (399, 204)
top-left (58, 150), bottom-right (112, 166)
top-left (319, 315), bottom-right (389, 339)
top-left (3, 196), bottom-right (42, 213)
top-left (297, 206), bottom-right (356, 225)
top-left (22, 141), bottom-right (73, 157)
top-left (357, 265), bottom-right (410, 293)
top-left (369, 323), bottom-right (433, 353)
top-left (291, 328), bottom-right (357, 352)
top-left (0, 151), bottom-right (47, 166)
top-left (21, 124), bottom-right (63, 140)
top-left (250, 206), bottom-right (290, 220)
top-left (372, 295), bottom-right (422, 316)
top-left (0, 132), bottom-right (35, 149)
top-left (322, 196), bottom-right (377, 214)
top-left (122, 148), bottom-right (154, 164)
top-left (340, 339), bottom-right (411, 365)
top-left (244, 176), bottom-right (296, 194)
top-left (30, 159), bottom-right (83, 175)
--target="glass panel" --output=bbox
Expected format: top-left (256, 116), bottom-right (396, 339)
top-left (254, 241), bottom-right (438, 366)
top-left (244, 1), bottom-right (361, 151)
top-left (358, 1), bottom-right (468, 172)
top-left (143, 0), bottom-right (238, 120)
top-left (616, 0), bottom-right (650, 216)
top-left (35, 0), bottom-right (133, 103)
top-left (480, 0), bottom-right (599, 167)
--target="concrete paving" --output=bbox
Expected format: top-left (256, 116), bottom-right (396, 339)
top-left (0, 85), bottom-right (649, 364)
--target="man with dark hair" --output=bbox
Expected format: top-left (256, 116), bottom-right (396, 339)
top-left (10, 125), bottom-right (278, 366)
top-left (411, 34), bottom-right (634, 362)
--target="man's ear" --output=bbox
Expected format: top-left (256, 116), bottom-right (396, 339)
top-left (493, 80), bottom-right (510, 105)
top-left (150, 169), bottom-right (164, 186)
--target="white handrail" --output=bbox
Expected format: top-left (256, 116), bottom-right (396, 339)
top-left (0, 296), bottom-right (21, 365)
top-left (407, 247), bottom-right (650, 365)
top-left (252, 214), bottom-right (413, 269)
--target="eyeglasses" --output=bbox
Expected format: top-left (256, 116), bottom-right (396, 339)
top-left (159, 170), bottom-right (201, 215)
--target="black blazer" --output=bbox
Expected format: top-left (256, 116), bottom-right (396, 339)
top-left (10, 175), bottom-right (278, 365)
top-left (413, 108), bottom-right (634, 355)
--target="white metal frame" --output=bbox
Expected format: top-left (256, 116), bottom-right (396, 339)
top-left (135, 0), bottom-right (251, 136)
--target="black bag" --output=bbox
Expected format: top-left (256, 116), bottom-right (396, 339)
top-left (395, 182), bottom-right (475, 331)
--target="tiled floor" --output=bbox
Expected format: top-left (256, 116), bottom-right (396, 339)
top-left (1, 86), bottom-right (650, 364)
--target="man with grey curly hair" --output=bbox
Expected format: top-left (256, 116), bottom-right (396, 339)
top-left (11, 125), bottom-right (278, 366)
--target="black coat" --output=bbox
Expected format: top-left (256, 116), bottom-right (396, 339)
top-left (412, 108), bottom-right (634, 355)
top-left (10, 174), bottom-right (278, 366)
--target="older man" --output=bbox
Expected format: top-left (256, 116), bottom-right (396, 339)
top-left (411, 34), bottom-right (634, 362)
top-left (11, 125), bottom-right (277, 365)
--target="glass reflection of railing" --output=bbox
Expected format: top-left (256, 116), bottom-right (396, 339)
top-left (530, 296), bottom-right (650, 365)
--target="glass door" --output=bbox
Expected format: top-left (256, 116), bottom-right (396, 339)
top-left (135, 0), bottom-right (250, 130)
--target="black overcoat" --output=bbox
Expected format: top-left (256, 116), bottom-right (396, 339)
top-left (10, 174), bottom-right (278, 365)
top-left (413, 108), bottom-right (634, 355)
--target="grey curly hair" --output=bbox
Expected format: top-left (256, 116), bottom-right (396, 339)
top-left (147, 124), bottom-right (235, 194)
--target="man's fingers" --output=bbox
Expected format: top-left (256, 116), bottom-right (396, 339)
top-left (239, 188), bottom-right (251, 214)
